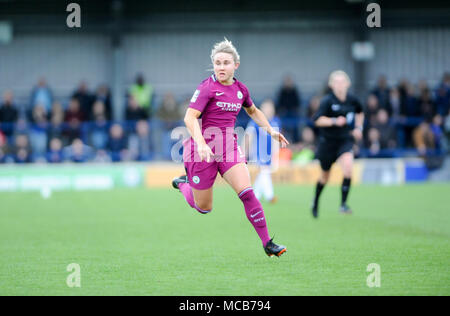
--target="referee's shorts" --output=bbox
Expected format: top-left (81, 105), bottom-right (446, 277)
top-left (315, 137), bottom-right (354, 171)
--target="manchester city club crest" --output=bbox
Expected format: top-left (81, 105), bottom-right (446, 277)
top-left (237, 91), bottom-right (243, 99)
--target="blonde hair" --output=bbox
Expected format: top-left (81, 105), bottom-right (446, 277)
top-left (210, 38), bottom-right (240, 64)
top-left (328, 70), bottom-right (351, 86)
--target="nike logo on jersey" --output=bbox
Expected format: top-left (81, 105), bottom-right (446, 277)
top-left (216, 92), bottom-right (225, 96)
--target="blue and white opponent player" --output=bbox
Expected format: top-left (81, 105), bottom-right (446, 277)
top-left (246, 99), bottom-right (281, 204)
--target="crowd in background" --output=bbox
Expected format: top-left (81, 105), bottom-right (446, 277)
top-left (0, 72), bottom-right (449, 167)
top-left (277, 72), bottom-right (450, 169)
top-left (0, 74), bottom-right (188, 164)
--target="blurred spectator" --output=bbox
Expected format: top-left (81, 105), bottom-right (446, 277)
top-left (0, 131), bottom-right (6, 163)
top-left (155, 92), bottom-right (183, 159)
top-left (291, 127), bottom-right (316, 165)
top-left (418, 86), bottom-right (435, 121)
top-left (417, 79), bottom-right (430, 97)
top-left (14, 118), bottom-right (28, 136)
top-left (30, 78), bottom-right (53, 112)
top-left (108, 124), bottom-right (128, 162)
top-left (13, 134), bottom-right (32, 163)
top-left (435, 72), bottom-right (450, 116)
top-left (401, 83), bottom-right (420, 117)
top-left (430, 114), bottom-right (444, 152)
top-left (307, 95), bottom-right (321, 120)
top-left (46, 137), bottom-right (64, 163)
top-left (364, 109), bottom-right (397, 157)
top-left (129, 74), bottom-right (153, 115)
top-left (29, 105), bottom-right (49, 160)
top-left (89, 101), bottom-right (109, 150)
top-left (125, 95), bottom-right (148, 133)
top-left (277, 76), bottom-right (301, 117)
top-left (366, 128), bottom-right (382, 157)
top-left (64, 98), bottom-right (85, 142)
top-left (93, 149), bottom-right (112, 163)
top-left (129, 120), bottom-right (153, 161)
top-left (413, 120), bottom-right (434, 157)
top-left (276, 75), bottom-right (301, 142)
top-left (400, 83), bottom-right (421, 147)
top-left (179, 96), bottom-right (191, 115)
top-left (0, 90), bottom-right (19, 140)
top-left (444, 109), bottom-right (450, 148)
top-left (388, 87), bottom-right (402, 120)
top-left (306, 95), bottom-right (321, 137)
top-left (364, 94), bottom-right (379, 129)
top-left (428, 114), bottom-right (446, 169)
top-left (375, 109), bottom-right (397, 149)
top-left (156, 92), bottom-right (182, 124)
top-left (398, 78), bottom-right (408, 101)
top-left (413, 115), bottom-right (445, 169)
top-left (125, 95), bottom-right (148, 121)
top-left (388, 87), bottom-right (408, 148)
top-left (94, 84), bottom-right (112, 120)
top-left (374, 109), bottom-right (397, 149)
top-left (48, 101), bottom-right (66, 144)
top-left (301, 127), bottom-right (316, 149)
top-left (371, 75), bottom-right (391, 113)
top-left (72, 81), bottom-right (95, 118)
top-left (63, 138), bottom-right (93, 163)
top-left (90, 100), bottom-right (107, 121)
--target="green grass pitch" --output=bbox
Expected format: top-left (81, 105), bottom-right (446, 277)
top-left (0, 183), bottom-right (449, 295)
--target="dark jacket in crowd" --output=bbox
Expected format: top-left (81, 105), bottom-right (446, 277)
top-left (277, 87), bottom-right (301, 117)
top-left (0, 103), bottom-right (19, 136)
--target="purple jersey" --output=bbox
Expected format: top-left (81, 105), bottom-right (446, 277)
top-left (183, 75), bottom-right (251, 189)
top-left (189, 74), bottom-right (253, 132)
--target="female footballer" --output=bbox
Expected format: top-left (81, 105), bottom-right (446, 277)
top-left (312, 70), bottom-right (364, 218)
top-left (172, 39), bottom-right (288, 257)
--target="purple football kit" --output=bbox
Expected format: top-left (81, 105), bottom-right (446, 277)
top-left (183, 74), bottom-right (252, 190)
top-left (176, 73), bottom-right (284, 252)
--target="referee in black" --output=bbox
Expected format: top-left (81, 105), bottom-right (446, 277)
top-left (312, 70), bottom-right (364, 218)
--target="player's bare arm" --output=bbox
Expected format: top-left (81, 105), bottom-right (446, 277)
top-left (352, 112), bottom-right (364, 141)
top-left (244, 104), bottom-right (289, 147)
top-left (315, 115), bottom-right (347, 127)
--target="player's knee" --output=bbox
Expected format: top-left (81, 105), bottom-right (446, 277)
top-left (196, 200), bottom-right (213, 213)
top-left (238, 187), bottom-right (257, 201)
top-left (321, 172), bottom-right (330, 183)
top-left (343, 170), bottom-right (352, 179)
top-left (342, 165), bottom-right (353, 178)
